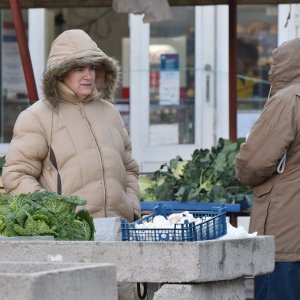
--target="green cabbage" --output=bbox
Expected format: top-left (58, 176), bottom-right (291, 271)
top-left (0, 191), bottom-right (95, 240)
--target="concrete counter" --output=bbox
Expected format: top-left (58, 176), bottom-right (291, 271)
top-left (0, 262), bottom-right (117, 300)
top-left (0, 236), bottom-right (274, 283)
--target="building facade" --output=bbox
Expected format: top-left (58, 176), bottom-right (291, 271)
top-left (0, 4), bottom-right (299, 171)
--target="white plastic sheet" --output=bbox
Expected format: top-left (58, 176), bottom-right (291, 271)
top-left (219, 221), bottom-right (257, 240)
top-left (112, 0), bottom-right (173, 23)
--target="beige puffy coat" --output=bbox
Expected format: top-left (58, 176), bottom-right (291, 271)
top-left (235, 38), bottom-right (300, 261)
top-left (2, 29), bottom-right (141, 222)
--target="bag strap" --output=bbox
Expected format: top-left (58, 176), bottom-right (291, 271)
top-left (277, 152), bottom-right (287, 174)
top-left (44, 103), bottom-right (61, 194)
top-left (49, 147), bottom-right (62, 195)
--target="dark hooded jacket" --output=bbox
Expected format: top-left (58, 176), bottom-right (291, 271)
top-left (2, 29), bottom-right (141, 222)
top-left (235, 38), bottom-right (300, 261)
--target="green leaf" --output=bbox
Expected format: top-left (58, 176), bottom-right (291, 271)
top-left (146, 137), bottom-right (252, 204)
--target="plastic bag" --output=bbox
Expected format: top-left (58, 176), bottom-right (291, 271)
top-left (112, 0), bottom-right (173, 23)
top-left (93, 217), bottom-right (121, 241)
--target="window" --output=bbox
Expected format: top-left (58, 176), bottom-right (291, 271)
top-left (1, 9), bottom-right (29, 142)
top-left (237, 5), bottom-right (277, 137)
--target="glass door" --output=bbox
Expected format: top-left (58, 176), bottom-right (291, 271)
top-left (148, 7), bottom-right (195, 146)
top-left (129, 6), bottom-right (225, 172)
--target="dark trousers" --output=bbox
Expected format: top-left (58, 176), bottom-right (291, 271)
top-left (255, 262), bottom-right (300, 300)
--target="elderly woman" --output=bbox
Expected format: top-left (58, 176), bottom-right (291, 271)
top-left (2, 29), bottom-right (141, 223)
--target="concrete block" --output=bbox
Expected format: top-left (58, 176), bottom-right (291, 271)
top-left (0, 236), bottom-right (274, 283)
top-left (0, 262), bottom-right (117, 300)
top-left (153, 279), bottom-right (246, 300)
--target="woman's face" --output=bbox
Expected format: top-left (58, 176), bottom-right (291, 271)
top-left (63, 65), bottom-right (96, 101)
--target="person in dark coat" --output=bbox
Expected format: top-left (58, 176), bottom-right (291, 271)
top-left (235, 38), bottom-right (300, 300)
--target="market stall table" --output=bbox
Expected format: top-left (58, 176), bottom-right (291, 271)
top-left (0, 236), bottom-right (274, 299)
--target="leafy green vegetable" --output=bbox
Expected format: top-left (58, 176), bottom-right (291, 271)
top-left (138, 176), bottom-right (156, 201)
top-left (0, 191), bottom-right (95, 240)
top-left (139, 138), bottom-right (252, 205)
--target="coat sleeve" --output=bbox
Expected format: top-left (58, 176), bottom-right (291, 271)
top-left (235, 96), bottom-right (299, 187)
top-left (2, 109), bottom-right (49, 194)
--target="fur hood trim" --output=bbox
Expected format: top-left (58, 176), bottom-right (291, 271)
top-left (42, 29), bottom-right (120, 107)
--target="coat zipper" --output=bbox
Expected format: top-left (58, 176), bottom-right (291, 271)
top-left (80, 103), bottom-right (107, 216)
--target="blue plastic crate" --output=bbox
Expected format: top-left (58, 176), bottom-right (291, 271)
top-left (121, 204), bottom-right (227, 242)
top-left (140, 201), bottom-right (240, 212)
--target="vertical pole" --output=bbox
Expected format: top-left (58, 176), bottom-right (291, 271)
top-left (9, 0), bottom-right (38, 105)
top-left (0, 12), bottom-right (2, 140)
top-left (229, 0), bottom-right (237, 141)
top-left (28, 9), bottom-right (46, 100)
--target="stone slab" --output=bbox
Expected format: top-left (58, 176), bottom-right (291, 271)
top-left (153, 279), bottom-right (245, 300)
top-left (0, 262), bottom-right (117, 300)
top-left (0, 236), bottom-right (274, 283)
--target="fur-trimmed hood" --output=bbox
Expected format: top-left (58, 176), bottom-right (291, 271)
top-left (42, 29), bottom-right (120, 106)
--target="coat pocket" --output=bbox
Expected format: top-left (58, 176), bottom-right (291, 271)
top-left (253, 181), bottom-right (274, 197)
top-left (121, 192), bottom-right (135, 222)
top-left (249, 182), bottom-right (274, 235)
